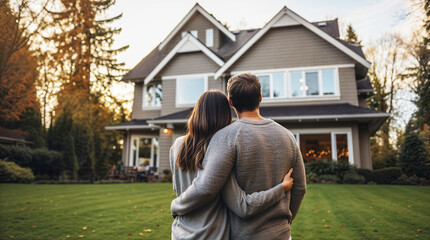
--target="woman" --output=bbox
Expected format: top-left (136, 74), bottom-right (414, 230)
top-left (170, 90), bottom-right (294, 239)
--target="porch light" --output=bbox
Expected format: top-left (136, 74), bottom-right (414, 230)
top-left (163, 128), bottom-right (172, 134)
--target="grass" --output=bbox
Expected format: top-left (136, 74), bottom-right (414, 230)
top-left (0, 184), bottom-right (429, 240)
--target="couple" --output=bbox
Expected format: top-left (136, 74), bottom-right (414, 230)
top-left (169, 73), bottom-right (306, 239)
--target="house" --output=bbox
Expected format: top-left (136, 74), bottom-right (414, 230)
top-left (105, 3), bottom-right (390, 177)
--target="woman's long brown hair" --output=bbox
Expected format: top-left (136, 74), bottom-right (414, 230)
top-left (176, 90), bottom-right (232, 172)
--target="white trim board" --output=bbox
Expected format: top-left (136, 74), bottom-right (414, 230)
top-left (105, 125), bottom-right (160, 131)
top-left (158, 3), bottom-right (235, 51)
top-left (144, 33), bottom-right (224, 85)
top-left (214, 7), bottom-right (370, 79)
top-left (230, 64), bottom-right (355, 75)
top-left (147, 112), bottom-right (391, 124)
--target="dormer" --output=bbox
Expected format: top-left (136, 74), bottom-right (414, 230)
top-left (158, 3), bottom-right (235, 52)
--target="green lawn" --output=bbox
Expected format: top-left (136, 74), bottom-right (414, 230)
top-left (0, 184), bottom-right (429, 240)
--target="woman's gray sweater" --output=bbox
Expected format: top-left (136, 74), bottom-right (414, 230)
top-left (170, 136), bottom-right (286, 240)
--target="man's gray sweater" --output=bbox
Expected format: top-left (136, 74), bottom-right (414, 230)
top-left (171, 118), bottom-right (306, 239)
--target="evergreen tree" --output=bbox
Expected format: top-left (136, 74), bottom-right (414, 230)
top-left (345, 24), bottom-right (361, 44)
top-left (43, 0), bottom-right (129, 181)
top-left (400, 132), bottom-right (429, 178)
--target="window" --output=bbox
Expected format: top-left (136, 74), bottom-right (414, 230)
top-left (289, 69), bottom-right (337, 97)
top-left (143, 83), bottom-right (162, 108)
top-left (257, 73), bottom-right (286, 99)
top-left (181, 30), bottom-right (198, 38)
top-left (129, 137), bottom-right (159, 167)
top-left (292, 129), bottom-right (353, 164)
top-left (299, 134), bottom-right (332, 162)
top-left (206, 29), bottom-right (214, 47)
top-left (176, 76), bottom-right (207, 105)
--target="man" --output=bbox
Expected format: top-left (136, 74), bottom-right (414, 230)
top-left (171, 73), bottom-right (306, 239)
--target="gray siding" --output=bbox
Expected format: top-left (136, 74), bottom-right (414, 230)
top-left (159, 52), bottom-right (219, 76)
top-left (131, 82), bottom-right (162, 119)
top-left (158, 128), bottom-right (173, 176)
top-left (352, 124), bottom-right (361, 168)
top-left (358, 96), bottom-right (368, 108)
top-left (229, 25), bottom-right (359, 106)
top-left (230, 25), bottom-right (356, 71)
top-left (160, 78), bottom-right (189, 116)
top-left (165, 12), bottom-right (221, 51)
top-left (358, 123), bottom-right (372, 169)
top-left (208, 76), bottom-right (223, 91)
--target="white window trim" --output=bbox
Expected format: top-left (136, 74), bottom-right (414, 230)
top-left (232, 65), bottom-right (345, 103)
top-left (175, 75), bottom-right (208, 108)
top-left (290, 128), bottom-right (354, 165)
top-left (129, 135), bottom-right (159, 168)
top-left (142, 84), bottom-right (162, 110)
top-left (205, 29), bottom-right (214, 47)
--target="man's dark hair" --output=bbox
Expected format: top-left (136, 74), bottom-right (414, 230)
top-left (227, 73), bottom-right (261, 113)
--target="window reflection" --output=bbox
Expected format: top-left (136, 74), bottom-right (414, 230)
top-left (299, 134), bottom-right (332, 163)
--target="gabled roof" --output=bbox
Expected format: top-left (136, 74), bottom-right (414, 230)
top-left (143, 33), bottom-right (225, 85)
top-left (214, 7), bottom-right (371, 79)
top-left (158, 3), bottom-right (235, 51)
top-left (121, 6), bottom-right (369, 82)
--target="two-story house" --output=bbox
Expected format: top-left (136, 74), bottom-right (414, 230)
top-left (106, 3), bottom-right (390, 177)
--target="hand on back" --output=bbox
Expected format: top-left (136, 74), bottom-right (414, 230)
top-left (281, 168), bottom-right (294, 192)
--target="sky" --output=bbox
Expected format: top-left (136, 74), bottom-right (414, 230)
top-left (107, 0), bottom-right (418, 126)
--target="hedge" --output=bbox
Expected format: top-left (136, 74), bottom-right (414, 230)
top-left (373, 167), bottom-right (403, 184)
top-left (356, 168), bottom-right (374, 183)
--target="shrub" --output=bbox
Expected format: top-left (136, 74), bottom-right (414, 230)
top-left (161, 169), bottom-right (172, 183)
top-left (319, 174), bottom-right (338, 183)
top-left (399, 132), bottom-right (429, 178)
top-left (0, 159), bottom-right (35, 183)
top-left (307, 160), bottom-right (334, 175)
top-left (307, 160), bottom-right (354, 182)
top-left (393, 174), bottom-right (421, 185)
top-left (356, 168), bottom-right (373, 183)
top-left (306, 172), bottom-right (318, 184)
top-left (343, 172), bottom-right (365, 184)
top-left (0, 145), bottom-right (32, 167)
top-left (373, 167), bottom-right (402, 184)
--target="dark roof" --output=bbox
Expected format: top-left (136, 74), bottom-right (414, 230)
top-left (122, 18), bottom-right (366, 82)
top-left (336, 38), bottom-right (365, 58)
top-left (109, 119), bottom-right (149, 127)
top-left (356, 77), bottom-right (374, 92)
top-left (312, 19), bottom-right (340, 38)
top-left (150, 103), bottom-right (388, 122)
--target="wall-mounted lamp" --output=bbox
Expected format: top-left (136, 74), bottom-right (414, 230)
top-left (163, 128), bottom-right (172, 134)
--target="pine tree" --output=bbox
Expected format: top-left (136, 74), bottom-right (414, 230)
top-left (44, 0), bottom-right (129, 181)
top-left (400, 132), bottom-right (429, 178)
top-left (345, 24), bottom-right (360, 44)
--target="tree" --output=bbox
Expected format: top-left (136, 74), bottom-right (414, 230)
top-left (402, 1), bottom-right (430, 128)
top-left (41, 0), bottom-right (129, 181)
top-left (345, 24), bottom-right (360, 44)
top-left (366, 34), bottom-right (407, 166)
top-left (400, 132), bottom-right (429, 178)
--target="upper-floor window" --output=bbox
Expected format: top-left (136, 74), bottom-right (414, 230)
top-left (143, 83), bottom-right (162, 108)
top-left (257, 73), bottom-right (286, 98)
top-left (253, 68), bottom-right (338, 100)
top-left (182, 30), bottom-right (198, 38)
top-left (290, 69), bottom-right (336, 97)
top-left (176, 76), bottom-right (208, 106)
top-left (205, 29), bottom-right (214, 47)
